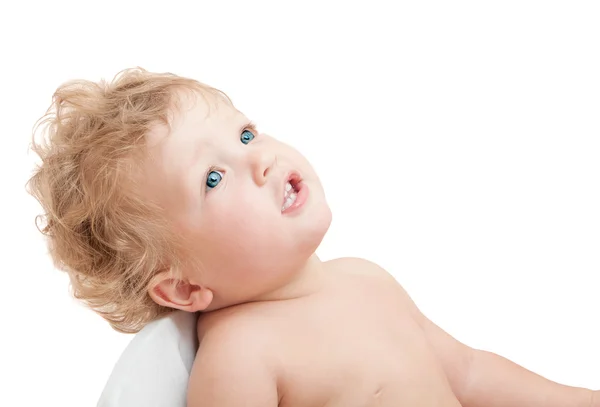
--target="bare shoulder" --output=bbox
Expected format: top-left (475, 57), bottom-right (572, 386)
top-left (188, 309), bottom-right (279, 406)
top-left (196, 304), bottom-right (280, 362)
top-left (327, 256), bottom-right (399, 284)
top-left (327, 256), bottom-right (422, 315)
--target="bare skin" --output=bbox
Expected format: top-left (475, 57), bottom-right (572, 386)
top-left (188, 257), bottom-right (596, 407)
top-left (191, 257), bottom-right (460, 406)
top-left (142, 91), bottom-right (597, 407)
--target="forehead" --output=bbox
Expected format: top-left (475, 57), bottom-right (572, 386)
top-left (172, 91), bottom-right (245, 137)
top-left (146, 90), bottom-right (245, 148)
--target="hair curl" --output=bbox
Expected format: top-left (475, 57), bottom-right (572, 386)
top-left (27, 68), bottom-right (229, 333)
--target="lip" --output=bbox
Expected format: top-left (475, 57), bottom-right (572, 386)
top-left (281, 171), bottom-right (308, 215)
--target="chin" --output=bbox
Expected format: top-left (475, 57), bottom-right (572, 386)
top-left (298, 202), bottom-right (332, 253)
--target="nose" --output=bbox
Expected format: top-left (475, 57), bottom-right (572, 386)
top-left (249, 150), bottom-right (276, 186)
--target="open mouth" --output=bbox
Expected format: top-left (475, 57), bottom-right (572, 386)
top-left (282, 172), bottom-right (302, 212)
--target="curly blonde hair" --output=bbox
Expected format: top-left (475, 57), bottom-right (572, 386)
top-left (27, 68), bottom-right (230, 333)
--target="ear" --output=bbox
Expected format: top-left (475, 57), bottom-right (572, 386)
top-left (147, 269), bottom-right (213, 312)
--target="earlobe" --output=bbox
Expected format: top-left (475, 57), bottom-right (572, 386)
top-left (147, 270), bottom-right (213, 312)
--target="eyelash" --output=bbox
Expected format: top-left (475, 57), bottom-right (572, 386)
top-left (204, 123), bottom-right (258, 192)
top-left (245, 122), bottom-right (258, 136)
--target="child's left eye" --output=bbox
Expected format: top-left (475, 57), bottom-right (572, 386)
top-left (240, 129), bottom-right (255, 145)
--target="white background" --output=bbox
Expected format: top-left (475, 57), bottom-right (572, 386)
top-left (1, 0), bottom-right (599, 405)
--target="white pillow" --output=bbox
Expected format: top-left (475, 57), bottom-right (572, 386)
top-left (97, 311), bottom-right (199, 407)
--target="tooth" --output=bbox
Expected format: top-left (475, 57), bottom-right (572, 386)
top-left (281, 193), bottom-right (298, 212)
top-left (285, 182), bottom-right (292, 192)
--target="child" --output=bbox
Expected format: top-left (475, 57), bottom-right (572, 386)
top-left (28, 68), bottom-right (598, 406)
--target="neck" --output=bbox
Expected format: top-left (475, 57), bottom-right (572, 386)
top-left (255, 253), bottom-right (327, 303)
top-left (206, 254), bottom-right (327, 312)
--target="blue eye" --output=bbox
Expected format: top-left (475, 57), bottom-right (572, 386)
top-left (206, 170), bottom-right (222, 190)
top-left (241, 129), bottom-right (255, 144)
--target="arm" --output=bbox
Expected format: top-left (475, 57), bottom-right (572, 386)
top-left (461, 349), bottom-right (596, 407)
top-left (407, 287), bottom-right (596, 407)
top-left (187, 328), bottom-right (279, 407)
top-left (363, 259), bottom-right (597, 407)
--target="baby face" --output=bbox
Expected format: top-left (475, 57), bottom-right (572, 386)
top-left (145, 92), bottom-right (332, 305)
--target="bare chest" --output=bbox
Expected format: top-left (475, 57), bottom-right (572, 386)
top-left (274, 280), bottom-right (460, 407)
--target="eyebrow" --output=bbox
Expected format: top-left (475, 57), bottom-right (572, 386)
top-left (191, 118), bottom-right (257, 165)
top-left (240, 120), bottom-right (257, 134)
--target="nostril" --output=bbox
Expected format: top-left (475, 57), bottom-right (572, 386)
top-left (263, 155), bottom-right (276, 178)
top-left (255, 153), bottom-right (275, 181)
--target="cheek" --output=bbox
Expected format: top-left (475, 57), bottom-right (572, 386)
top-left (198, 209), bottom-right (287, 285)
top-left (201, 190), bottom-right (283, 256)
